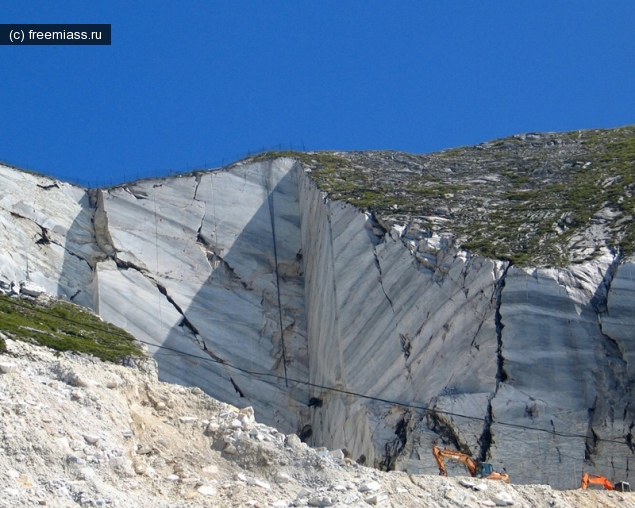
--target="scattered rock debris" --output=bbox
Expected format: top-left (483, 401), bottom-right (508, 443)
top-left (1, 338), bottom-right (633, 507)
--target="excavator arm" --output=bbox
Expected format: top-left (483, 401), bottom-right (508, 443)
top-left (432, 445), bottom-right (478, 477)
top-left (432, 446), bottom-right (510, 483)
top-left (581, 473), bottom-right (614, 490)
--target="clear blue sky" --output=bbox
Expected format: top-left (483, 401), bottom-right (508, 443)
top-left (1, 1), bottom-right (634, 185)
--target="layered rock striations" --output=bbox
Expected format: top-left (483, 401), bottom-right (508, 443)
top-left (1, 127), bottom-right (634, 489)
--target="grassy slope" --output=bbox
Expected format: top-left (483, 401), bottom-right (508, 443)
top-left (0, 294), bottom-right (143, 362)
top-left (253, 126), bottom-right (635, 266)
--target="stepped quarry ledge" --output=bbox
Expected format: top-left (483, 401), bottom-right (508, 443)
top-left (1, 144), bottom-right (635, 489)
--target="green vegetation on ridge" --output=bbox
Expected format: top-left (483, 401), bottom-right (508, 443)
top-left (251, 126), bottom-right (635, 267)
top-left (0, 294), bottom-right (143, 362)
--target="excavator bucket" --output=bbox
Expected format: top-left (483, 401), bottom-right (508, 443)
top-left (484, 472), bottom-right (512, 483)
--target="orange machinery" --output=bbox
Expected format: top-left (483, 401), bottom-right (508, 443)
top-left (432, 445), bottom-right (511, 483)
top-left (581, 473), bottom-right (614, 490)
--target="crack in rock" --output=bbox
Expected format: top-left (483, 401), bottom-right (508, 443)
top-left (584, 399), bottom-right (599, 465)
top-left (476, 262), bottom-right (511, 464)
top-left (197, 232), bottom-right (251, 290)
top-left (35, 225), bottom-right (51, 245)
top-left (399, 333), bottom-right (412, 360)
top-left (477, 399), bottom-right (494, 463)
top-left (124, 186), bottom-right (149, 200)
top-left (426, 407), bottom-right (470, 455)
top-left (7, 206), bottom-right (95, 270)
top-left (152, 277), bottom-right (228, 365)
top-left (193, 173), bottom-right (203, 201)
top-left (492, 262), bottom-right (511, 386)
top-left (155, 282), bottom-right (200, 336)
top-left (379, 409), bottom-right (412, 471)
top-left (592, 249), bottom-right (623, 314)
top-left (36, 182), bottom-right (60, 190)
top-left (596, 252), bottom-right (628, 369)
top-left (230, 377), bottom-right (246, 398)
top-left (373, 247), bottom-right (396, 316)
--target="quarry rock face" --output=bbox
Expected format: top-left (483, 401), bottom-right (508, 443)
top-left (1, 141), bottom-right (635, 490)
top-left (91, 159), bottom-right (310, 433)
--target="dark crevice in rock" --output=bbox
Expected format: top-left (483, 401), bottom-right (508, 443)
top-left (153, 283), bottom-right (205, 353)
top-left (197, 223), bottom-right (251, 291)
top-left (604, 329), bottom-right (627, 359)
top-left (8, 210), bottom-right (50, 245)
top-left (201, 345), bottom-right (227, 364)
top-left (379, 411), bottom-right (412, 471)
top-left (584, 400), bottom-right (598, 465)
top-left (470, 318), bottom-right (485, 349)
top-left (298, 424), bottom-right (313, 442)
top-left (626, 423), bottom-right (635, 453)
top-left (37, 182), bottom-right (59, 190)
top-left (192, 180), bottom-right (211, 281)
top-left (197, 230), bottom-right (207, 247)
top-left (230, 377), bottom-right (246, 398)
top-left (591, 249), bottom-right (622, 315)
top-left (595, 252), bottom-right (628, 378)
top-left (69, 290), bottom-right (81, 301)
top-left (308, 397), bottom-right (323, 408)
top-left (193, 173), bottom-right (203, 201)
top-left (493, 262), bottom-right (511, 385)
top-left (51, 238), bottom-right (93, 268)
top-left (399, 333), bottom-right (412, 359)
top-left (112, 256), bottom-right (147, 273)
top-left (208, 254), bottom-right (251, 290)
top-left (476, 263), bottom-right (511, 464)
top-left (477, 400), bottom-right (494, 463)
top-left (373, 248), bottom-right (396, 316)
top-left (551, 420), bottom-right (563, 463)
top-left (124, 186), bottom-right (149, 200)
top-left (155, 282), bottom-right (200, 336)
top-left (36, 226), bottom-right (51, 245)
top-left (427, 409), bottom-right (469, 456)
top-left (196, 216), bottom-right (207, 245)
top-left (9, 210), bottom-right (94, 270)
top-left (178, 316), bottom-right (199, 337)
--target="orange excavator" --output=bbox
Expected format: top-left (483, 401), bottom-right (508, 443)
top-left (580, 473), bottom-right (614, 490)
top-left (433, 446), bottom-right (511, 483)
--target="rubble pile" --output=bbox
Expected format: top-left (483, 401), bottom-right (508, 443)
top-left (1, 337), bottom-right (633, 507)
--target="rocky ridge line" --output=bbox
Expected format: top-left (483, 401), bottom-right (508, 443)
top-left (253, 126), bottom-right (635, 266)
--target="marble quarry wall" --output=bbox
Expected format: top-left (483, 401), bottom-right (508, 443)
top-left (1, 160), bottom-right (634, 488)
